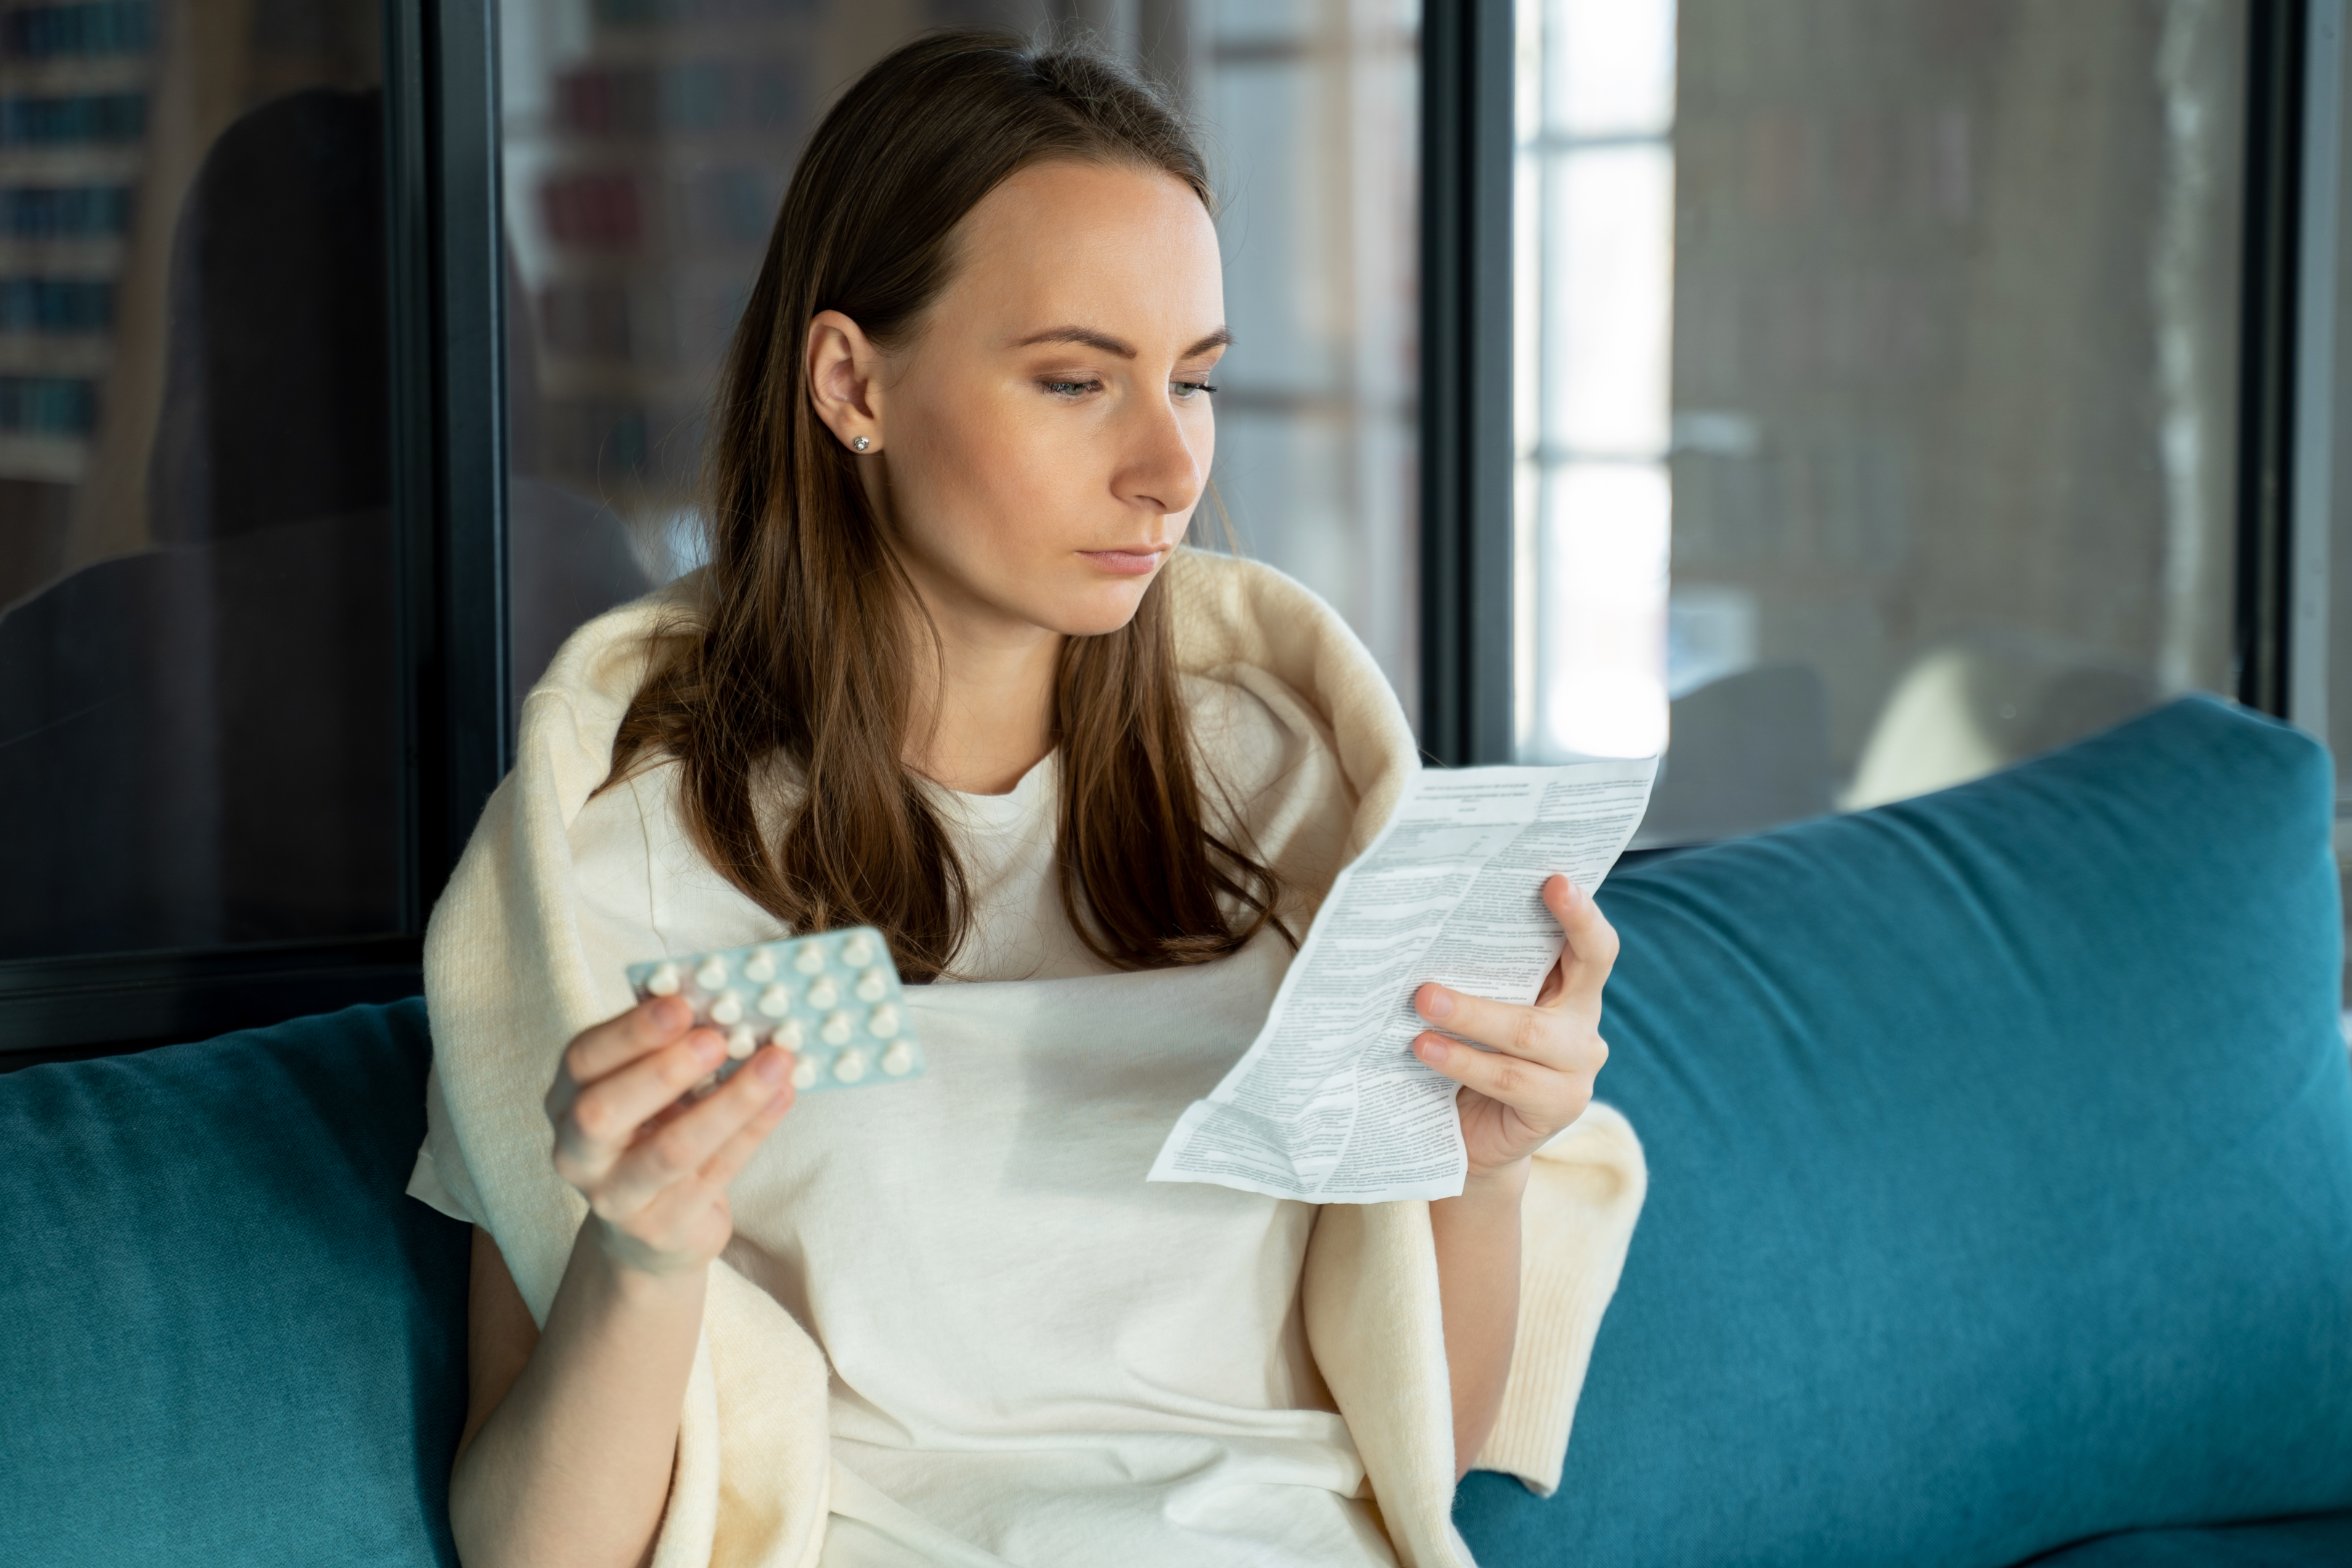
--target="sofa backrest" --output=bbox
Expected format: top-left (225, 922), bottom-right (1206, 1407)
top-left (1457, 695), bottom-right (2352, 1567)
top-left (0, 1000), bottom-right (466, 1566)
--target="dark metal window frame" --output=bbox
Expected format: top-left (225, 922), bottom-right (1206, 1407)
top-left (391, 0), bottom-right (512, 897)
top-left (0, 0), bottom-right (508, 1067)
top-left (1, 0), bottom-right (2334, 1063)
top-left (1418, 0), bottom-right (1516, 766)
top-left (2239, 0), bottom-right (2311, 719)
top-left (2245, 0), bottom-right (2346, 731)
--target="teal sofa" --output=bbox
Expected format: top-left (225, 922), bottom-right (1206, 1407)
top-left (6, 697), bottom-right (2351, 1566)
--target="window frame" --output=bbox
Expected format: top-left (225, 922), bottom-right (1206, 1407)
top-left (2242, 0), bottom-right (2315, 719)
top-left (1419, 0), bottom-right (1519, 766)
top-left (0, 0), bottom-right (2333, 1061)
top-left (0, 0), bottom-right (508, 1063)
top-left (391, 0), bottom-right (512, 907)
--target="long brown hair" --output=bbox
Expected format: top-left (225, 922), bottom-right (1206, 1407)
top-left (606, 30), bottom-right (1283, 983)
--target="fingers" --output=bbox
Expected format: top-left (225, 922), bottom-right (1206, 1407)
top-left (1545, 875), bottom-right (1621, 1001)
top-left (552, 1025), bottom-right (730, 1186)
top-left (1413, 979), bottom-right (1608, 1076)
top-left (590, 1046), bottom-right (796, 1217)
top-left (1413, 1028), bottom-right (1593, 1125)
top-left (693, 1072), bottom-right (798, 1191)
top-left (611, 1085), bottom-right (794, 1267)
top-left (562, 995), bottom-right (696, 1087)
top-left (1416, 980), bottom-right (1555, 1064)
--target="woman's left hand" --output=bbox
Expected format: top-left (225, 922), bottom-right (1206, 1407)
top-left (1412, 873), bottom-right (1618, 1181)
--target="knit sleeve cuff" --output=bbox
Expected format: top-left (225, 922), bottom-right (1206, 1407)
top-left (1473, 1101), bottom-right (1649, 1496)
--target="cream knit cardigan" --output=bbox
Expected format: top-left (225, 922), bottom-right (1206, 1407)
top-left (420, 547), bottom-right (1649, 1568)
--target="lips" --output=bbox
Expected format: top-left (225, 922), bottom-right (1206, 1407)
top-left (1078, 547), bottom-right (1166, 576)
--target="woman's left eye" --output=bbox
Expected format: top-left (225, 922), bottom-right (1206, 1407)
top-left (1172, 380), bottom-right (1220, 401)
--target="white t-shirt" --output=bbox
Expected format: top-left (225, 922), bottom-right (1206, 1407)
top-left (410, 670), bottom-right (1396, 1568)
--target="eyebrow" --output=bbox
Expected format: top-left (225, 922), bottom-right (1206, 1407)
top-left (1013, 325), bottom-right (1233, 359)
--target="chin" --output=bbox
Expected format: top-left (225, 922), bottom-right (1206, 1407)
top-left (1042, 579), bottom-right (1156, 638)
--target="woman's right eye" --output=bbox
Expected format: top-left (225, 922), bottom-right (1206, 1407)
top-left (1041, 378), bottom-right (1100, 399)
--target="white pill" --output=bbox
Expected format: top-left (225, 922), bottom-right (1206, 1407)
top-left (806, 977), bottom-right (839, 1010)
top-left (742, 949), bottom-right (777, 983)
top-left (646, 962), bottom-right (681, 997)
top-left (854, 968), bottom-right (889, 1003)
top-left (726, 1025), bottom-right (756, 1059)
top-left (772, 1018), bottom-right (805, 1050)
top-left (867, 1003), bottom-right (900, 1039)
top-left (710, 991), bottom-right (744, 1025)
top-left (840, 934), bottom-right (875, 967)
top-left (757, 984), bottom-right (792, 1018)
top-left (881, 1042), bottom-right (915, 1077)
top-left (790, 1056), bottom-right (818, 1090)
top-left (793, 944), bottom-right (827, 975)
top-left (832, 1048), bottom-right (867, 1083)
top-left (694, 957), bottom-right (728, 991)
top-left (821, 1010), bottom-right (854, 1046)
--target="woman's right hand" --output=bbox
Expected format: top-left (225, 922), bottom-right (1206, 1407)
top-left (544, 996), bottom-right (797, 1278)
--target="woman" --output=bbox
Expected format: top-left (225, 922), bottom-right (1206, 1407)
top-left (411, 31), bottom-right (1644, 1568)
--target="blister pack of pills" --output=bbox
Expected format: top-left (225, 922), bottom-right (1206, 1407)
top-left (625, 926), bottom-right (922, 1095)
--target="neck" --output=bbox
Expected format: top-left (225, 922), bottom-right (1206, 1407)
top-left (901, 592), bottom-right (1063, 797)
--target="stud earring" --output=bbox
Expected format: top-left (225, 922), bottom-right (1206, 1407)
top-left (852, 436), bottom-right (872, 452)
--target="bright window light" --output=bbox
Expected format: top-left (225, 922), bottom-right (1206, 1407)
top-left (1516, 0), bottom-right (1677, 761)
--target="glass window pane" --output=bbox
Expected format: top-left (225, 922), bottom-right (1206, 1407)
top-left (1196, 0), bottom-right (1421, 705)
top-left (499, 0), bottom-right (1421, 719)
top-left (1519, 0), bottom-right (2245, 850)
top-left (0, 0), bottom-right (396, 958)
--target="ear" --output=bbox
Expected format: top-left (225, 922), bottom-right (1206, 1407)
top-left (806, 309), bottom-right (888, 455)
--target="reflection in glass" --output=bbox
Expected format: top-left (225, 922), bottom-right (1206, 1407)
top-left (0, 0), bottom-right (396, 958)
top-left (1192, 0), bottom-right (1420, 703)
top-left (498, 0), bottom-right (1421, 714)
top-left (1522, 0), bottom-right (2246, 847)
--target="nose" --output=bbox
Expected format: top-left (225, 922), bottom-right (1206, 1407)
top-left (1116, 386), bottom-right (1208, 519)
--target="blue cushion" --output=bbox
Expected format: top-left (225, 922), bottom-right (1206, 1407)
top-left (2023, 1511), bottom-right (2352, 1566)
top-left (0, 1000), bottom-right (467, 1567)
top-left (1457, 696), bottom-right (2352, 1568)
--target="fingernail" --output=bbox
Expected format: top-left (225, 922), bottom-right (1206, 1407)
top-left (1415, 1034), bottom-right (1445, 1063)
top-left (1421, 986), bottom-right (1455, 1020)
top-left (650, 995), bottom-right (688, 1031)
top-left (754, 1048), bottom-right (791, 1083)
top-left (1559, 875), bottom-right (1585, 903)
top-left (691, 1029), bottom-right (727, 1066)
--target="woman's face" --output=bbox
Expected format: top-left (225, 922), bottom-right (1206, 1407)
top-left (807, 158), bottom-right (1226, 642)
